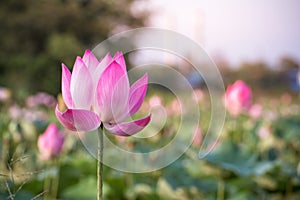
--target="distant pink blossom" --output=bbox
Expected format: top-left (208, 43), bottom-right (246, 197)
top-left (257, 126), bottom-right (271, 140)
top-left (9, 104), bottom-right (48, 121)
top-left (166, 99), bottom-right (181, 116)
top-left (224, 80), bottom-right (252, 116)
top-left (265, 110), bottom-right (278, 121)
top-left (56, 50), bottom-right (151, 136)
top-left (26, 92), bottom-right (57, 108)
top-left (149, 95), bottom-right (162, 107)
top-left (0, 87), bottom-right (11, 102)
top-left (38, 124), bottom-right (64, 160)
top-left (192, 89), bottom-right (204, 102)
top-left (23, 108), bottom-right (48, 122)
top-left (192, 126), bottom-right (203, 147)
top-left (9, 104), bottom-right (22, 120)
top-left (249, 104), bottom-right (263, 119)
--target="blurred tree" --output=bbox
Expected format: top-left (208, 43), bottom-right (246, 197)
top-left (0, 0), bottom-right (148, 99)
top-left (279, 56), bottom-right (299, 71)
top-left (279, 56), bottom-right (300, 92)
top-left (235, 61), bottom-right (288, 92)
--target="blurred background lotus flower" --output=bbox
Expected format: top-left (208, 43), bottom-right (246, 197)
top-left (56, 50), bottom-right (150, 136)
top-left (38, 123), bottom-right (64, 160)
top-left (192, 125), bottom-right (203, 147)
top-left (249, 103), bottom-right (263, 120)
top-left (192, 89), bottom-right (205, 102)
top-left (26, 92), bottom-right (57, 108)
top-left (224, 80), bottom-right (252, 116)
top-left (148, 95), bottom-right (163, 107)
top-left (8, 104), bottom-right (22, 121)
top-left (0, 87), bottom-right (11, 102)
top-left (257, 125), bottom-right (272, 140)
top-left (166, 99), bottom-right (181, 116)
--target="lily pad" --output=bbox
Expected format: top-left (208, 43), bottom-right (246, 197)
top-left (203, 141), bottom-right (275, 176)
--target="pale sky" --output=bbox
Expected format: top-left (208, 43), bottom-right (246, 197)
top-left (138, 0), bottom-right (300, 67)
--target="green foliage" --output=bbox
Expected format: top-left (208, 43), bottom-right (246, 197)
top-left (204, 141), bottom-right (275, 176)
top-left (63, 177), bottom-right (97, 200)
top-left (1, 86), bottom-right (300, 199)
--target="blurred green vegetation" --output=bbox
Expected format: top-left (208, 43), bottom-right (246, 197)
top-left (0, 0), bottom-right (148, 100)
top-left (218, 56), bottom-right (299, 95)
top-left (1, 89), bottom-right (300, 199)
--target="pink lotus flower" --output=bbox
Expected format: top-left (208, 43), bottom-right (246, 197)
top-left (55, 50), bottom-right (151, 136)
top-left (38, 123), bottom-right (64, 160)
top-left (224, 80), bottom-right (252, 116)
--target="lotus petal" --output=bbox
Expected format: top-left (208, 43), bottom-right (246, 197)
top-left (96, 61), bottom-right (130, 122)
top-left (128, 74), bottom-right (148, 116)
top-left (70, 57), bottom-right (93, 109)
top-left (82, 49), bottom-right (99, 74)
top-left (61, 64), bottom-right (73, 108)
top-left (104, 115), bottom-right (151, 136)
top-left (92, 53), bottom-right (113, 87)
top-left (114, 52), bottom-right (126, 71)
top-left (55, 106), bottom-right (100, 131)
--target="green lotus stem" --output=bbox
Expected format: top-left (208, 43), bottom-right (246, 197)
top-left (97, 125), bottom-right (104, 200)
top-left (43, 161), bottom-right (51, 200)
top-left (217, 178), bottom-right (225, 200)
top-left (285, 179), bottom-right (292, 200)
top-left (51, 158), bottom-right (60, 199)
